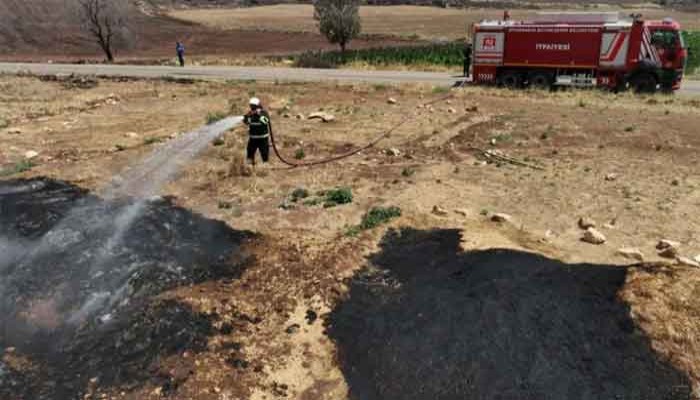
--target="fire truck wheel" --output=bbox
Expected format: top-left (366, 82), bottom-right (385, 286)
top-left (529, 72), bottom-right (553, 90)
top-left (630, 73), bottom-right (658, 94)
top-left (499, 71), bottom-right (522, 88)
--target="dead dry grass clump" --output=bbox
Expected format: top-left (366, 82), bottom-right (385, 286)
top-left (622, 264), bottom-right (700, 397)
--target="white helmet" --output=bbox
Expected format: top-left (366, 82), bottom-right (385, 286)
top-left (249, 97), bottom-right (261, 107)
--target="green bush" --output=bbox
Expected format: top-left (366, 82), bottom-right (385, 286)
top-left (324, 187), bottom-right (353, 207)
top-left (294, 51), bottom-right (338, 69)
top-left (346, 206), bottom-right (402, 236)
top-left (290, 188), bottom-right (310, 202)
top-left (206, 111), bottom-right (228, 125)
top-left (0, 160), bottom-right (34, 177)
top-left (683, 31), bottom-right (700, 75)
top-left (359, 206), bottom-right (402, 230)
top-left (294, 148), bottom-right (306, 160)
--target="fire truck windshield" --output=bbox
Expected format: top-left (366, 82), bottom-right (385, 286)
top-left (651, 30), bottom-right (681, 49)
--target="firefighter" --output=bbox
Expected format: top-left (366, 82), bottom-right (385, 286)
top-left (243, 97), bottom-right (271, 166)
top-left (176, 42), bottom-right (185, 67)
top-left (463, 42), bottom-right (472, 78)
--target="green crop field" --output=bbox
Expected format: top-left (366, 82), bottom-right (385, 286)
top-left (683, 31), bottom-right (700, 76)
top-left (289, 42), bottom-right (465, 69)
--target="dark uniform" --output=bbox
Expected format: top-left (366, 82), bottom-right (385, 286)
top-left (243, 109), bottom-right (271, 163)
top-left (176, 42), bottom-right (185, 67)
top-left (463, 42), bottom-right (472, 78)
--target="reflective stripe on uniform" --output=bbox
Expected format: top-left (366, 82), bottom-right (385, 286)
top-left (249, 134), bottom-right (270, 139)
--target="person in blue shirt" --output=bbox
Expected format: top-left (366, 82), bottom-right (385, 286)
top-left (176, 42), bottom-right (185, 67)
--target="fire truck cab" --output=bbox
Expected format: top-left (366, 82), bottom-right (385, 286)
top-left (471, 12), bottom-right (687, 93)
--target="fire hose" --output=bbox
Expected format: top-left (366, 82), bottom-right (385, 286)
top-left (267, 79), bottom-right (469, 168)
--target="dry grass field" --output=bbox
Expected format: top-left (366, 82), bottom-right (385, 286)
top-left (2, 75), bottom-right (700, 399)
top-left (170, 4), bottom-right (700, 40)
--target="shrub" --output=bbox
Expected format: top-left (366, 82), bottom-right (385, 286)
top-left (346, 206), bottom-right (402, 236)
top-left (294, 148), bottom-right (306, 160)
top-left (401, 167), bottom-right (415, 177)
top-left (143, 137), bottom-right (163, 145)
top-left (324, 187), bottom-right (353, 207)
top-left (359, 206), bottom-right (402, 230)
top-left (0, 160), bottom-right (34, 177)
top-left (290, 188), bottom-right (310, 202)
top-left (294, 51), bottom-right (338, 69)
top-left (682, 31), bottom-right (700, 75)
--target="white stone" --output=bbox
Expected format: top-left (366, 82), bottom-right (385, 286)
top-left (605, 173), bottom-right (618, 181)
top-left (124, 132), bottom-right (139, 138)
top-left (386, 148), bottom-right (401, 157)
top-left (24, 150), bottom-right (39, 159)
top-left (582, 227), bottom-right (606, 245)
top-left (387, 97), bottom-right (398, 104)
top-left (676, 256), bottom-right (700, 268)
top-left (616, 248), bottom-right (644, 261)
top-left (308, 112), bottom-right (335, 123)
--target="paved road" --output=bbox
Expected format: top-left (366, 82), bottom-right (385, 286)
top-left (1, 62), bottom-right (699, 95)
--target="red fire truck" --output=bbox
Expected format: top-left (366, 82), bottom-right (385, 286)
top-left (470, 12), bottom-right (687, 93)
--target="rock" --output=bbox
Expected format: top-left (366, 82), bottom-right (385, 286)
top-left (124, 132), bottom-right (139, 138)
top-left (24, 150), bottom-right (39, 159)
top-left (454, 208), bottom-right (469, 217)
top-left (491, 213), bottom-right (513, 223)
top-left (616, 248), bottom-right (644, 261)
top-left (490, 138), bottom-right (497, 146)
top-left (671, 178), bottom-right (680, 186)
top-left (657, 239), bottom-right (680, 250)
top-left (295, 113), bottom-right (305, 120)
top-left (7, 128), bottom-right (21, 135)
top-left (465, 105), bottom-right (478, 112)
top-left (605, 173), bottom-right (618, 181)
top-left (447, 107), bottom-right (456, 114)
top-left (308, 112), bottom-right (335, 123)
top-left (694, 254), bottom-right (700, 264)
top-left (658, 246), bottom-right (679, 259)
top-left (387, 97), bottom-right (398, 104)
top-left (578, 217), bottom-right (596, 229)
top-left (283, 113), bottom-right (291, 118)
top-left (582, 227), bottom-right (606, 245)
top-left (432, 205), bottom-right (449, 216)
top-left (676, 256), bottom-right (700, 268)
top-left (386, 148), bottom-right (401, 157)
top-left (656, 239), bottom-right (680, 258)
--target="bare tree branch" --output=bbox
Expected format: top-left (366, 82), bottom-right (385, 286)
top-left (75, 0), bottom-right (131, 62)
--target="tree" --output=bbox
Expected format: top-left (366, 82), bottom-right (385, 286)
top-left (76, 0), bottom-right (131, 62)
top-left (313, 0), bottom-right (361, 54)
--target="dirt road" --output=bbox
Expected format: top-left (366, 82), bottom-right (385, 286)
top-left (2, 62), bottom-right (699, 94)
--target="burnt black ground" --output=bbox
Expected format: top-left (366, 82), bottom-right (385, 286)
top-left (0, 178), bottom-right (254, 399)
top-left (328, 228), bottom-right (693, 400)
